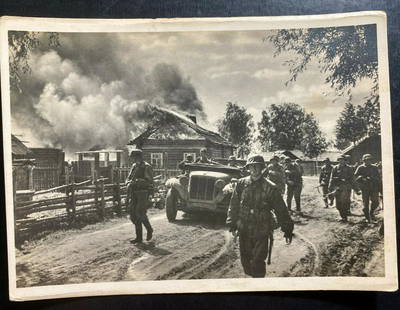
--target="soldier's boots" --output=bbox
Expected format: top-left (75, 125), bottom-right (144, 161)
top-left (363, 207), bottom-right (371, 223)
top-left (131, 225), bottom-right (143, 243)
top-left (146, 228), bottom-right (153, 241)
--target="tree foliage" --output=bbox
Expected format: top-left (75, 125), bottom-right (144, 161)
top-left (267, 25), bottom-right (378, 99)
top-left (217, 102), bottom-right (254, 157)
top-left (9, 31), bottom-right (60, 92)
top-left (258, 102), bottom-right (328, 158)
top-left (267, 25), bottom-right (381, 153)
top-left (335, 100), bottom-right (381, 150)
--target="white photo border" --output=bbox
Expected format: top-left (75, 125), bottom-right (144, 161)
top-left (1, 11), bottom-right (397, 301)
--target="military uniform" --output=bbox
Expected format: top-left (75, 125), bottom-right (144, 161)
top-left (354, 159), bottom-right (381, 221)
top-left (178, 159), bottom-right (193, 174)
top-left (319, 162), bottom-right (334, 207)
top-left (126, 160), bottom-right (154, 242)
top-left (227, 176), bottom-right (293, 278)
top-left (328, 159), bottom-right (354, 221)
top-left (264, 163), bottom-right (286, 194)
top-left (284, 162), bottom-right (303, 211)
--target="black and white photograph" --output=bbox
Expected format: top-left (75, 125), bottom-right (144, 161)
top-left (0, 12), bottom-right (397, 300)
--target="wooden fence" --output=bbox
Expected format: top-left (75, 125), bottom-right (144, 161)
top-left (14, 176), bottom-right (129, 242)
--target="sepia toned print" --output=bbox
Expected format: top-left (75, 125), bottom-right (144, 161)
top-left (0, 12), bottom-right (397, 300)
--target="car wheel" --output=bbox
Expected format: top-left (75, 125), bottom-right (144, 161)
top-left (166, 188), bottom-right (178, 222)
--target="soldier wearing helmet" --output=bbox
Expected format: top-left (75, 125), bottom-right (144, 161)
top-left (284, 157), bottom-right (303, 212)
top-left (263, 155), bottom-right (286, 194)
top-left (178, 154), bottom-right (194, 175)
top-left (328, 155), bottom-right (355, 222)
top-left (354, 154), bottom-right (382, 222)
top-left (319, 158), bottom-right (334, 208)
top-left (125, 149), bottom-right (154, 243)
top-left (226, 155), bottom-right (294, 278)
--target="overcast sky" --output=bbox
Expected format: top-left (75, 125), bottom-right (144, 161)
top-left (11, 29), bottom-right (374, 155)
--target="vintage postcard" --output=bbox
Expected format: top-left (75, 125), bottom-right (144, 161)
top-left (0, 12), bottom-right (397, 300)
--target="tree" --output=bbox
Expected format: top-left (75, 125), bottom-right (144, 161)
top-left (335, 100), bottom-right (381, 150)
top-left (301, 113), bottom-right (329, 158)
top-left (258, 102), bottom-right (304, 151)
top-left (357, 96), bottom-right (381, 136)
top-left (9, 31), bottom-right (60, 92)
top-left (258, 102), bottom-right (327, 158)
top-left (217, 102), bottom-right (254, 157)
top-left (267, 25), bottom-right (378, 100)
top-left (335, 102), bottom-right (365, 150)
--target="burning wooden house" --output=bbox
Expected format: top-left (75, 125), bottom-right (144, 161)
top-left (128, 107), bottom-right (234, 178)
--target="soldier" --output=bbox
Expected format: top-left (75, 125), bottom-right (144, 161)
top-left (126, 149), bottom-right (154, 243)
top-left (264, 155), bottom-right (286, 194)
top-left (226, 155), bottom-right (294, 278)
top-left (319, 158), bottom-right (334, 208)
top-left (328, 155), bottom-right (354, 222)
top-left (195, 148), bottom-right (217, 164)
top-left (294, 159), bottom-right (304, 176)
top-left (178, 154), bottom-right (193, 175)
top-left (284, 157), bottom-right (303, 212)
top-left (227, 155), bottom-right (238, 167)
top-left (354, 154), bottom-right (382, 222)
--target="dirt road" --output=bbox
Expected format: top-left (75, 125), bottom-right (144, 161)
top-left (16, 177), bottom-right (384, 287)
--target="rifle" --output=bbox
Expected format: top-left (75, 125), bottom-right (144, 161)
top-left (267, 232), bottom-right (274, 265)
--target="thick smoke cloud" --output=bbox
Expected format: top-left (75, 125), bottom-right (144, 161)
top-left (11, 32), bottom-right (205, 157)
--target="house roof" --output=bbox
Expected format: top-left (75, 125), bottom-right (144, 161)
top-left (129, 106), bottom-right (232, 147)
top-left (342, 134), bottom-right (380, 155)
top-left (317, 150), bottom-right (342, 161)
top-left (11, 134), bottom-right (32, 156)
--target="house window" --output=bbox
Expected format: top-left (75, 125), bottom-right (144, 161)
top-left (183, 153), bottom-right (196, 162)
top-left (151, 153), bottom-right (164, 168)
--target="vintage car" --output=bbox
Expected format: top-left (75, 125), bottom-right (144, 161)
top-left (164, 163), bottom-right (242, 221)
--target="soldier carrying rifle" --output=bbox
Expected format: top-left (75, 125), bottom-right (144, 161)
top-left (319, 158), bottom-right (334, 208)
top-left (354, 154), bottom-right (382, 223)
top-left (328, 155), bottom-right (355, 222)
top-left (126, 149), bottom-right (154, 243)
top-left (226, 155), bottom-right (294, 278)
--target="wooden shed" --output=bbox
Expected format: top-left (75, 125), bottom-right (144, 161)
top-left (11, 135), bottom-right (35, 191)
top-left (29, 148), bottom-right (65, 190)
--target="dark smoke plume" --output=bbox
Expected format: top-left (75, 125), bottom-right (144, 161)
top-left (10, 32), bottom-right (206, 157)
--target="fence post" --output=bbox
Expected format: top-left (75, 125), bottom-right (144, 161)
top-left (115, 171), bottom-right (122, 216)
top-left (66, 183), bottom-right (76, 225)
top-left (94, 178), bottom-right (99, 218)
top-left (100, 179), bottom-right (105, 219)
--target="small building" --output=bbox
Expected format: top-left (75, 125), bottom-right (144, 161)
top-left (11, 135), bottom-right (35, 191)
top-left (129, 108), bottom-right (234, 178)
top-left (28, 147), bottom-right (65, 190)
top-left (342, 134), bottom-right (381, 164)
top-left (74, 149), bottom-right (124, 182)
